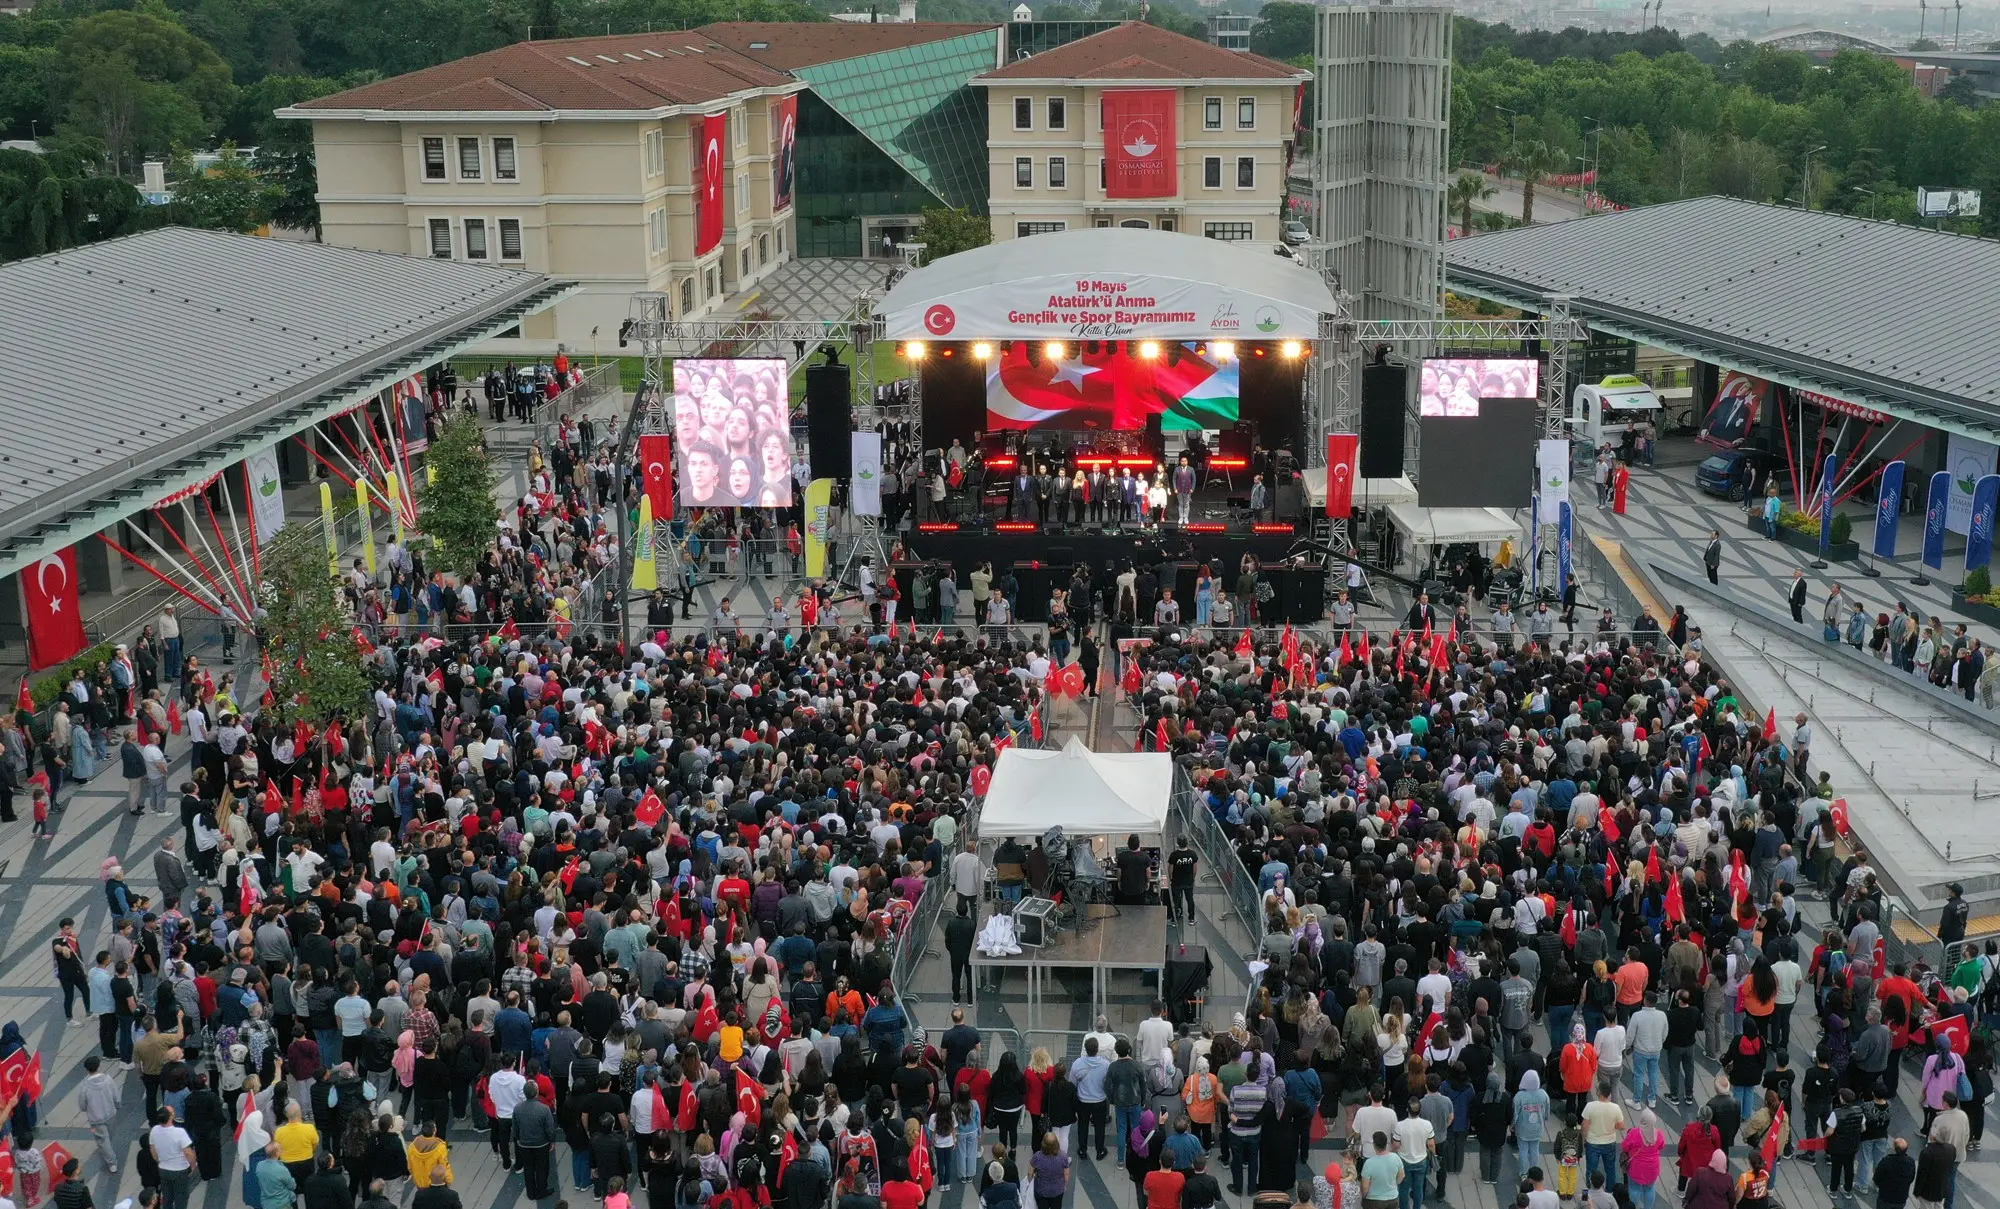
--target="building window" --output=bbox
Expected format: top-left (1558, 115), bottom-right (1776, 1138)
top-left (457, 137), bottom-right (482, 180)
top-left (1099, 159), bottom-right (1106, 190)
top-left (1047, 97), bottom-right (1066, 129)
top-left (1015, 157), bottom-right (1033, 188)
top-left (1237, 97), bottom-right (1256, 129)
top-left (422, 137), bottom-right (446, 181)
top-left (1237, 156), bottom-right (1255, 188)
top-left (1119, 219), bottom-right (1149, 229)
top-left (1095, 218), bottom-right (1112, 228)
top-left (1014, 97), bottom-right (1032, 130)
top-left (645, 130), bottom-right (663, 178)
top-left (463, 218), bottom-right (488, 259)
top-left (499, 218), bottom-right (523, 260)
top-left (734, 108), bottom-right (747, 146)
top-left (759, 234), bottom-right (769, 264)
top-left (1048, 156), bottom-right (1066, 188)
top-left (1160, 218), bottom-right (1176, 232)
top-left (1016, 221), bottom-right (1066, 236)
top-left (737, 172), bottom-right (749, 210)
top-left (706, 267), bottom-right (718, 298)
top-left (741, 247), bottom-right (751, 276)
top-left (648, 207), bottom-right (665, 254)
top-left (427, 218), bottom-right (452, 257)
top-left (1204, 222), bottom-right (1253, 241)
top-left (777, 228), bottom-right (785, 256)
top-left (680, 278), bottom-right (695, 313)
top-left (1204, 97), bottom-right (1222, 130)
top-left (1203, 157), bottom-right (1222, 189)
top-left (493, 137), bottom-right (518, 180)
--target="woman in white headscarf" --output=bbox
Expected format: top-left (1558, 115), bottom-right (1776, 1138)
top-left (237, 1073), bottom-right (274, 1204)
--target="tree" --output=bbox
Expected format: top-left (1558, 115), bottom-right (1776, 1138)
top-left (1503, 138), bottom-right (1567, 223)
top-left (168, 143), bottom-right (277, 231)
top-left (916, 205), bottom-right (991, 264)
top-left (1447, 170), bottom-right (1495, 232)
top-left (1939, 74), bottom-right (1980, 107)
top-left (256, 523), bottom-right (373, 728)
top-left (56, 11), bottom-right (236, 163)
top-left (1250, 2), bottom-right (1314, 61)
top-left (417, 414), bottom-right (501, 579)
top-left (232, 75), bottom-right (342, 235)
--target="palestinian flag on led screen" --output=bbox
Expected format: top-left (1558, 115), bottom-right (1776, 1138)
top-left (986, 342), bottom-right (1239, 431)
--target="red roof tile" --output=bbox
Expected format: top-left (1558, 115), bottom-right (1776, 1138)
top-left (697, 21), bottom-right (1001, 71)
top-left (975, 22), bottom-right (1302, 82)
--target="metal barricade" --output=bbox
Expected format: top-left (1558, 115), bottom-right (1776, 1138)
top-left (1169, 766), bottom-right (1261, 935)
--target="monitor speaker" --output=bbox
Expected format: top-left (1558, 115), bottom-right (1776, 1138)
top-left (1360, 364), bottom-right (1408, 479)
top-left (1215, 428), bottom-right (1253, 466)
top-left (805, 365), bottom-right (853, 480)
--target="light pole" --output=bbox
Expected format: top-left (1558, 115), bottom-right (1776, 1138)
top-left (1853, 185), bottom-right (1879, 220)
top-left (1803, 144), bottom-right (1827, 209)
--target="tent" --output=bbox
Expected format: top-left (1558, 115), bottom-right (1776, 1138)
top-left (1384, 502), bottom-right (1523, 548)
top-left (978, 736), bottom-right (1173, 839)
top-left (1299, 470), bottom-right (1418, 512)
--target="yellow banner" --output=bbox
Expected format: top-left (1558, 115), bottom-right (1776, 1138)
top-left (804, 478), bottom-right (833, 579)
top-left (357, 481), bottom-right (377, 575)
top-left (631, 495), bottom-right (657, 591)
top-left (319, 482), bottom-right (338, 578)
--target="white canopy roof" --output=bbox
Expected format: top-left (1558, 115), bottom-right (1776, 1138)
top-left (1299, 470), bottom-right (1418, 509)
top-left (1385, 502), bottom-right (1523, 547)
top-left (978, 736), bottom-right (1174, 839)
top-left (878, 228), bottom-right (1337, 342)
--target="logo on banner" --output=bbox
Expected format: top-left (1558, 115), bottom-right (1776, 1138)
top-left (924, 304), bottom-right (956, 335)
top-left (1209, 302), bottom-right (1241, 331)
top-left (1119, 117), bottom-right (1161, 158)
top-left (1254, 307), bottom-right (1281, 334)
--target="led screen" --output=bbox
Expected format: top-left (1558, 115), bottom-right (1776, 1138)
top-left (671, 358), bottom-right (794, 507)
top-left (1420, 358), bottom-right (1539, 417)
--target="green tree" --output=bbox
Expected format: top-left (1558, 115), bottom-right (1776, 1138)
top-left (0, 44), bottom-right (56, 141)
top-left (232, 74), bottom-right (340, 234)
top-left (168, 142), bottom-right (276, 231)
top-left (916, 205), bottom-right (991, 263)
top-left (1503, 137), bottom-right (1567, 223)
top-left (256, 523), bottom-right (374, 728)
top-left (1447, 170), bottom-right (1495, 232)
top-left (1250, 1), bottom-right (1313, 61)
top-left (417, 414), bottom-right (501, 579)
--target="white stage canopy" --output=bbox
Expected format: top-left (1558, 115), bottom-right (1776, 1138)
top-left (1300, 470), bottom-right (1418, 511)
top-left (978, 736), bottom-right (1173, 839)
top-left (1385, 502), bottom-right (1523, 547)
top-left (877, 228), bottom-right (1337, 343)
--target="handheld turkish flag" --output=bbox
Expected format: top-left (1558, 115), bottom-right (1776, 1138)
top-left (0, 1050), bottom-right (29, 1100)
top-left (14, 678), bottom-right (29, 714)
top-left (1357, 630), bottom-right (1371, 667)
top-left (1762, 707), bottom-right (1779, 742)
top-left (992, 729), bottom-right (1014, 755)
top-left (1665, 871), bottom-right (1686, 924)
top-left (23, 1054), bottom-right (42, 1100)
top-left (1236, 628), bottom-right (1255, 658)
top-left (1030, 704), bottom-right (1044, 743)
top-left (1728, 850), bottom-right (1750, 905)
top-left (1760, 1103), bottom-right (1786, 1172)
top-left (166, 698), bottom-right (182, 735)
top-left (1604, 858), bottom-right (1616, 899)
top-left (1058, 662), bottom-right (1086, 697)
top-left (499, 617), bottom-right (521, 641)
top-left (290, 781), bottom-right (304, 817)
top-left (351, 626), bottom-right (375, 655)
top-left (1336, 632), bottom-right (1352, 668)
top-left (1927, 1010), bottom-right (1973, 1054)
top-left (971, 763), bottom-right (992, 796)
top-left (1122, 658), bottom-right (1143, 694)
top-left (639, 433), bottom-right (675, 521)
top-left (1560, 905), bottom-right (1578, 948)
top-left (1156, 717), bottom-right (1172, 752)
top-left (263, 781), bottom-right (282, 816)
top-left (1645, 847), bottom-right (1662, 885)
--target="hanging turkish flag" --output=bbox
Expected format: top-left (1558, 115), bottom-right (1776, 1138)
top-left (1327, 435), bottom-right (1359, 518)
top-left (22, 546), bottom-right (86, 671)
top-left (695, 112), bottom-right (726, 256)
top-left (639, 433), bottom-right (675, 520)
top-left (1102, 89), bottom-right (1177, 199)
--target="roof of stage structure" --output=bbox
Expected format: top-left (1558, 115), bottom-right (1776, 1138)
top-left (877, 228), bottom-right (1337, 343)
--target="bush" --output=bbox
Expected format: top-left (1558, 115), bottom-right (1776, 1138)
top-left (1966, 566), bottom-right (1993, 599)
top-left (25, 642), bottom-right (118, 715)
top-left (1830, 512), bottom-right (1852, 546)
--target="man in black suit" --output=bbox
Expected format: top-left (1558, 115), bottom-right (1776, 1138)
top-left (1705, 529), bottom-right (1723, 585)
top-left (1789, 569), bottom-right (1809, 623)
top-left (1405, 591), bottom-right (1437, 632)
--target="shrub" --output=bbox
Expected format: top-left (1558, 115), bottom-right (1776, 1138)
top-left (1966, 566), bottom-right (1992, 600)
top-left (25, 642), bottom-right (118, 716)
top-left (1830, 512), bottom-right (1852, 546)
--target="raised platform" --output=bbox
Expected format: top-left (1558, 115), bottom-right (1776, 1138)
top-left (970, 902), bottom-right (1170, 1028)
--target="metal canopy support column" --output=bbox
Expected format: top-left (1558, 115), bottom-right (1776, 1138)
top-left (1537, 294), bottom-right (1575, 594)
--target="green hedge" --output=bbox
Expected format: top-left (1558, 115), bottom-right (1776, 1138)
top-left (24, 642), bottom-right (118, 715)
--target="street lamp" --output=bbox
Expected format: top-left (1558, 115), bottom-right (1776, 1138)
top-left (1803, 144), bottom-right (1828, 209)
top-left (1494, 105), bottom-right (1526, 146)
top-left (1853, 185), bottom-right (1879, 220)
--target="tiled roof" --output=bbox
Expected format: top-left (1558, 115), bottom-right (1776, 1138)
top-left (697, 21), bottom-right (1001, 70)
top-left (975, 21), bottom-right (1302, 81)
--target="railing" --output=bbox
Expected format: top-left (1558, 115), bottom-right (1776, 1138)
top-left (1170, 765), bottom-right (1261, 939)
top-left (889, 834), bottom-right (959, 1043)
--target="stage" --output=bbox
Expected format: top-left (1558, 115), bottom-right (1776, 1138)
top-left (969, 903), bottom-right (1170, 1029)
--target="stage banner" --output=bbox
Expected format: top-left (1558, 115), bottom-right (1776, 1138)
top-left (247, 444), bottom-right (285, 542)
top-left (1102, 89), bottom-right (1177, 199)
top-left (695, 113), bottom-right (725, 257)
top-left (1967, 473), bottom-right (2000, 573)
top-left (1818, 453), bottom-right (1837, 554)
top-left (1923, 471), bottom-right (1949, 571)
top-left (1944, 431), bottom-right (1997, 534)
top-left (1559, 501), bottom-right (1573, 596)
top-left (22, 546), bottom-right (86, 671)
top-left (1873, 459), bottom-right (1905, 559)
top-left (850, 431), bottom-right (883, 516)
top-left (804, 478), bottom-right (833, 578)
top-left (884, 273), bottom-right (1321, 342)
top-left (638, 433), bottom-right (675, 521)
top-left (1537, 439), bottom-right (1570, 509)
top-left (630, 495), bottom-right (657, 591)
top-left (1325, 434), bottom-right (1358, 518)
top-left (773, 94), bottom-right (797, 211)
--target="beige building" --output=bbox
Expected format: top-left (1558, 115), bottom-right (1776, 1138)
top-left (283, 34), bottom-right (806, 350)
top-left (973, 23), bottom-right (1307, 245)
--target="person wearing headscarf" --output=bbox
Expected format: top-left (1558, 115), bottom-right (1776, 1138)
top-left (237, 1088), bottom-right (273, 1206)
top-left (1123, 1108), bottom-right (1163, 1196)
top-left (1621, 1109), bottom-right (1667, 1209)
top-left (1682, 1149), bottom-right (1735, 1209)
top-left (1675, 1105), bottom-right (1722, 1195)
top-left (1473, 1071), bottom-right (1512, 1183)
top-left (1511, 1069), bottom-right (1550, 1180)
top-left (1181, 1057), bottom-right (1221, 1151)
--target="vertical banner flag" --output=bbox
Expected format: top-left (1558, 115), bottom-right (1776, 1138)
top-left (1537, 439), bottom-right (1570, 508)
top-left (319, 481), bottom-right (338, 577)
top-left (638, 433), bottom-right (675, 521)
top-left (1559, 501), bottom-right (1574, 597)
top-left (1818, 453), bottom-right (1837, 554)
top-left (1529, 492), bottom-right (1542, 597)
top-left (1101, 89), bottom-right (1178, 199)
top-left (773, 94), bottom-right (797, 211)
top-left (803, 478), bottom-right (834, 578)
top-left (1873, 459), bottom-right (1905, 560)
top-left (1966, 473), bottom-right (2000, 574)
top-left (247, 444), bottom-right (285, 543)
top-left (1326, 434), bottom-right (1359, 518)
top-left (395, 375), bottom-right (429, 454)
top-left (357, 481), bottom-right (377, 574)
top-left (850, 431), bottom-right (883, 516)
top-left (22, 545), bottom-right (87, 671)
top-left (1944, 431), bottom-right (1998, 534)
top-left (1924, 471), bottom-right (1950, 571)
top-left (630, 495), bottom-right (657, 591)
top-left (695, 113), bottom-right (726, 257)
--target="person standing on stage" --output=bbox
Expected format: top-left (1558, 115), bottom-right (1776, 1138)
top-left (1089, 467), bottom-right (1109, 524)
top-left (1036, 464), bottom-right (1053, 525)
top-left (1174, 457), bottom-right (1197, 526)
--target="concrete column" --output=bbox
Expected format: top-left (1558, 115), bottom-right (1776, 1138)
top-left (0, 571), bottom-right (23, 648)
top-left (78, 530), bottom-right (122, 594)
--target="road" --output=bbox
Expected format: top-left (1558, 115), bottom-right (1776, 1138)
top-left (1468, 170), bottom-right (1589, 223)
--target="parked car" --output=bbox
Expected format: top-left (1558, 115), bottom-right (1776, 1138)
top-left (1694, 448), bottom-right (1778, 501)
top-left (1282, 220), bottom-right (1311, 246)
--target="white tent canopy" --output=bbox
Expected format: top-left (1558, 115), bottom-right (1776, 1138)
top-left (1385, 502), bottom-right (1523, 548)
top-left (978, 736), bottom-right (1174, 839)
top-left (1299, 470), bottom-right (1418, 510)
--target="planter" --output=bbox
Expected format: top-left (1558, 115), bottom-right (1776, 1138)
top-left (1950, 590), bottom-right (2000, 630)
top-left (1742, 513), bottom-right (1860, 562)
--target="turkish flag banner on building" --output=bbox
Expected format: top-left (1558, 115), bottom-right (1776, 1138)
top-left (1102, 89), bottom-right (1177, 199)
top-left (1326, 434), bottom-right (1359, 518)
top-left (22, 546), bottom-right (86, 671)
top-left (639, 433), bottom-right (675, 520)
top-left (695, 112), bottom-right (726, 257)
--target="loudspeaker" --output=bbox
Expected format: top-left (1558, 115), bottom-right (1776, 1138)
top-left (805, 365), bottom-right (853, 480)
top-left (1286, 566), bottom-right (1326, 623)
top-left (1360, 364), bottom-right (1408, 479)
top-left (1215, 428), bottom-right (1253, 467)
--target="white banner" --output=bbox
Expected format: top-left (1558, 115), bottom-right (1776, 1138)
top-left (1536, 439), bottom-right (1570, 509)
top-left (247, 444), bottom-right (285, 542)
top-left (850, 431), bottom-right (882, 516)
top-left (1945, 431), bottom-right (1996, 535)
top-left (880, 270), bottom-right (1323, 342)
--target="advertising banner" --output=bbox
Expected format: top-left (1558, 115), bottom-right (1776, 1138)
top-left (773, 94), bottom-right (797, 211)
top-left (630, 495), bottom-right (657, 591)
top-left (1923, 471), bottom-right (1949, 571)
top-left (1967, 473), bottom-right (2000, 573)
top-left (1529, 492), bottom-right (1541, 598)
top-left (1536, 438), bottom-right (1570, 509)
top-left (246, 444), bottom-right (285, 543)
top-left (804, 478), bottom-right (833, 578)
top-left (884, 273), bottom-right (1321, 342)
top-left (1558, 501), bottom-right (1573, 596)
top-left (1101, 89), bottom-right (1177, 199)
top-left (1873, 459), bottom-right (1904, 559)
top-left (1944, 431), bottom-right (1996, 534)
top-left (695, 112), bottom-right (726, 257)
top-left (1325, 434), bottom-right (1358, 518)
top-left (1699, 371), bottom-right (1766, 447)
top-left (850, 431), bottom-right (882, 516)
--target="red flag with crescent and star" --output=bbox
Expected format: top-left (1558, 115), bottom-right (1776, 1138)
top-left (22, 546), bottom-right (86, 670)
top-left (695, 113), bottom-right (726, 256)
top-left (1327, 435), bottom-right (1359, 518)
top-left (639, 433), bottom-right (675, 520)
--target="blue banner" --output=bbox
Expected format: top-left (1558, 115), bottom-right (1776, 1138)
top-left (1529, 493), bottom-right (1541, 597)
top-left (1873, 460), bottom-right (1905, 559)
top-left (1559, 501), bottom-right (1573, 596)
top-left (1968, 473), bottom-right (2000, 573)
top-left (1818, 453), bottom-right (1838, 554)
top-left (1924, 471), bottom-right (1950, 570)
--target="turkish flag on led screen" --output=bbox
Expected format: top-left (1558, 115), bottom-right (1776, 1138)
top-left (695, 112), bottom-right (726, 256)
top-left (639, 433), bottom-right (675, 520)
top-left (1326, 434), bottom-right (1359, 518)
top-left (1102, 89), bottom-right (1177, 199)
top-left (22, 546), bottom-right (86, 671)
top-left (985, 342), bottom-right (1238, 431)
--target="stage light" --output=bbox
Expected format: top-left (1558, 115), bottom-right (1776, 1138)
top-left (1212, 341), bottom-right (1236, 361)
top-left (1281, 340), bottom-right (1304, 359)
top-left (1138, 340), bottom-right (1162, 360)
top-left (971, 342), bottom-right (994, 361)
top-left (1085, 341), bottom-right (1101, 355)
top-left (904, 341), bottom-right (926, 359)
top-left (1044, 341), bottom-right (1066, 361)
